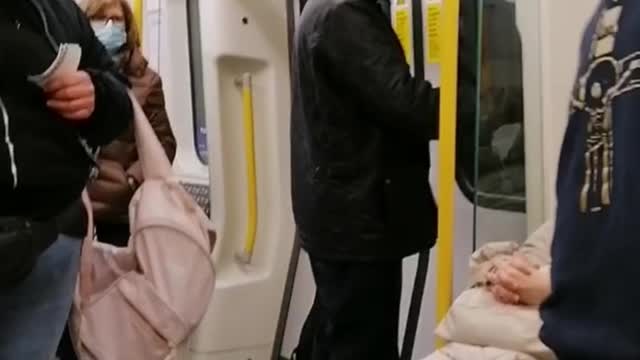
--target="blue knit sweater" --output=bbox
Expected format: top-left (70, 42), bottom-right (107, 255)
top-left (540, 1), bottom-right (640, 358)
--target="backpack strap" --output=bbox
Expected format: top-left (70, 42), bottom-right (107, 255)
top-left (128, 90), bottom-right (172, 181)
top-left (78, 189), bottom-right (95, 307)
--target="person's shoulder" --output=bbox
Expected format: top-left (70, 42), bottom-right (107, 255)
top-left (128, 65), bottom-right (163, 102)
top-left (145, 67), bottom-right (161, 83)
top-left (34, 0), bottom-right (85, 29)
top-left (313, 0), bottom-right (374, 17)
top-left (331, 0), bottom-right (381, 15)
top-left (138, 67), bottom-right (162, 90)
top-left (300, 0), bottom-right (372, 34)
top-left (36, 0), bottom-right (80, 15)
top-left (299, 0), bottom-right (352, 25)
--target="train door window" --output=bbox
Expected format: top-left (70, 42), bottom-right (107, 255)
top-left (186, 0), bottom-right (209, 164)
top-left (457, 0), bottom-right (526, 213)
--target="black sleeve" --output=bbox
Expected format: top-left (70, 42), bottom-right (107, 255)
top-left (317, 2), bottom-right (439, 142)
top-left (70, 2), bottom-right (133, 146)
top-left (0, 23), bottom-right (56, 76)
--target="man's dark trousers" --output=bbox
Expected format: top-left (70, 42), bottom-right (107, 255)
top-left (295, 255), bottom-right (403, 360)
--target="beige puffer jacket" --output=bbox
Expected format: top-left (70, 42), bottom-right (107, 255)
top-left (468, 221), bottom-right (554, 287)
top-left (424, 343), bottom-right (537, 360)
top-left (423, 221), bottom-right (556, 360)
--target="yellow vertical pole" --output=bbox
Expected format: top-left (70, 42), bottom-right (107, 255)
top-left (435, 0), bottom-right (460, 349)
top-left (132, 0), bottom-right (144, 46)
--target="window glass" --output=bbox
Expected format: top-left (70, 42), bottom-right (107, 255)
top-left (457, 0), bottom-right (526, 213)
top-left (186, 0), bottom-right (209, 164)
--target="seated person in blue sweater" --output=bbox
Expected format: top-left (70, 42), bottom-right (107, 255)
top-left (539, 1), bottom-right (640, 358)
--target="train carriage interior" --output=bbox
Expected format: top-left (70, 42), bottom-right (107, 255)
top-left (69, 0), bottom-right (601, 359)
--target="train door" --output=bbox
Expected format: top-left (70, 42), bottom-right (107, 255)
top-left (157, 0), bottom-right (296, 359)
top-left (144, 0), bottom-right (549, 358)
top-left (275, 0), bottom-right (543, 357)
top-left (142, 0), bottom-right (595, 358)
top-left (74, 0), bottom-right (597, 358)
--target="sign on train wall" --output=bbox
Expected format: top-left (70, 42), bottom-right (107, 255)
top-left (423, 0), bottom-right (441, 86)
top-left (390, 0), bottom-right (442, 84)
top-left (391, 0), bottom-right (414, 72)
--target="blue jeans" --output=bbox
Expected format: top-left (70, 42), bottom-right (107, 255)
top-left (0, 235), bottom-right (82, 360)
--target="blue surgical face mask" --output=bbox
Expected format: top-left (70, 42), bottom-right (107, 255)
top-left (91, 20), bottom-right (127, 56)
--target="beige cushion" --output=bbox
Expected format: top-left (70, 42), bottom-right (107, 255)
top-left (435, 288), bottom-right (556, 360)
top-left (424, 343), bottom-right (538, 360)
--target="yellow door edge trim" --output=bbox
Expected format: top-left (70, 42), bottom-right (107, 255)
top-left (435, 0), bottom-right (460, 349)
top-left (132, 0), bottom-right (144, 46)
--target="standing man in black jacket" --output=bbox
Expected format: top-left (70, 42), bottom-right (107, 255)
top-left (291, 0), bottom-right (439, 358)
top-left (0, 0), bottom-right (132, 358)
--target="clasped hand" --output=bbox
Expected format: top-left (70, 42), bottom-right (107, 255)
top-left (44, 71), bottom-right (95, 121)
top-left (486, 255), bottom-right (551, 306)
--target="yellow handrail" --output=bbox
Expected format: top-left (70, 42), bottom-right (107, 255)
top-left (435, 0), bottom-right (460, 349)
top-left (132, 0), bottom-right (143, 46)
top-left (236, 73), bottom-right (258, 264)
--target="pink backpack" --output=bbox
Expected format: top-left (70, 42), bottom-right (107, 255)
top-left (70, 92), bottom-right (216, 359)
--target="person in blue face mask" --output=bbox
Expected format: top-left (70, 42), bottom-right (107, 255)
top-left (80, 0), bottom-right (175, 248)
top-left (92, 19), bottom-right (127, 57)
top-left (83, 0), bottom-right (176, 237)
top-left (56, 1), bottom-right (176, 357)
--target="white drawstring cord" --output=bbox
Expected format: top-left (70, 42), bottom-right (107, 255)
top-left (0, 97), bottom-right (18, 188)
